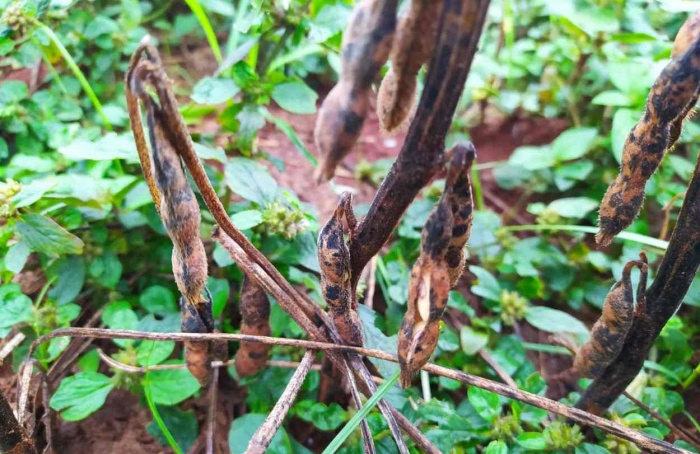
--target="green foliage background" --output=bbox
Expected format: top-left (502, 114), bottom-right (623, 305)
top-left (1, 0), bottom-right (700, 452)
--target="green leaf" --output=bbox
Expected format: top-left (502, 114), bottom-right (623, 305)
top-left (0, 285), bottom-right (33, 335)
top-left (229, 414), bottom-right (292, 454)
top-left (515, 432), bottom-right (548, 450)
top-left (591, 90), bottom-right (632, 107)
top-left (225, 157), bottom-right (278, 205)
top-left (485, 440), bottom-right (509, 454)
top-left (208, 276), bottom-right (230, 318)
top-left (137, 341), bottom-right (175, 367)
top-left (140, 286), bottom-right (177, 316)
top-left (358, 305), bottom-right (400, 378)
top-left (231, 210), bottom-right (264, 230)
top-left (11, 179), bottom-right (57, 208)
top-left (547, 197), bottom-right (599, 219)
top-left (16, 214), bottom-right (84, 256)
top-left (460, 326), bottom-right (488, 355)
top-left (5, 241), bottom-right (30, 274)
top-left (612, 109), bottom-right (639, 163)
top-left (293, 400), bottom-right (346, 431)
top-left (467, 387), bottom-right (501, 421)
top-left (551, 127), bottom-right (598, 162)
top-left (469, 266), bottom-right (502, 301)
top-left (102, 301), bottom-right (138, 348)
top-left (50, 372), bottom-right (114, 421)
top-left (525, 306), bottom-right (589, 335)
top-left (147, 406), bottom-right (199, 453)
top-left (191, 77), bottom-right (239, 104)
top-left (144, 366), bottom-right (201, 405)
top-left (48, 256), bottom-right (86, 305)
top-left (59, 132), bottom-right (138, 162)
top-left (509, 145), bottom-right (555, 170)
top-left (271, 81), bottom-right (318, 115)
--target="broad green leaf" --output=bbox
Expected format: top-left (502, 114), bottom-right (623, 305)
top-left (5, 241), bottom-right (30, 273)
top-left (231, 210), bottom-right (264, 230)
top-left (469, 266), bottom-right (502, 301)
top-left (525, 306), bottom-right (589, 335)
top-left (147, 406), bottom-right (199, 452)
top-left (48, 256), bottom-right (86, 305)
top-left (225, 157), bottom-right (278, 205)
top-left (191, 77), bottom-right (239, 104)
top-left (102, 301), bottom-right (138, 348)
top-left (145, 366), bottom-right (201, 405)
top-left (460, 326), bottom-right (488, 355)
top-left (0, 285), bottom-right (33, 335)
top-left (591, 90), bottom-right (631, 107)
top-left (140, 286), bottom-right (177, 316)
top-left (208, 276), bottom-right (230, 318)
top-left (0, 80), bottom-right (28, 104)
top-left (552, 127), bottom-right (598, 162)
top-left (50, 372), bottom-right (114, 421)
top-left (308, 4), bottom-right (352, 43)
top-left (547, 197), bottom-right (599, 219)
top-left (359, 305), bottom-right (400, 378)
top-left (515, 432), bottom-right (548, 450)
top-left (11, 179), bottom-right (57, 208)
top-left (16, 214), bottom-right (84, 255)
top-left (293, 400), bottom-right (346, 431)
top-left (137, 341), bottom-right (175, 366)
top-left (229, 414), bottom-right (292, 454)
top-left (509, 145), bottom-right (555, 170)
top-left (467, 387), bottom-right (501, 421)
top-left (59, 132), bottom-right (138, 162)
top-left (485, 440), bottom-right (509, 454)
top-left (271, 81), bottom-right (318, 115)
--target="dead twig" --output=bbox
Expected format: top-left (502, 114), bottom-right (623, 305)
top-left (479, 349), bottom-right (518, 389)
top-left (623, 391), bottom-right (700, 449)
top-left (206, 367), bottom-right (219, 454)
top-left (0, 332), bottom-right (26, 363)
top-left (27, 327), bottom-right (691, 454)
top-left (246, 351), bottom-right (316, 454)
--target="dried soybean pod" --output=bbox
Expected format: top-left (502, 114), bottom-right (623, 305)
top-left (444, 143), bottom-right (476, 288)
top-left (573, 257), bottom-right (648, 379)
top-left (669, 10), bottom-right (700, 148)
top-left (314, 0), bottom-right (398, 183)
top-left (317, 193), bottom-right (364, 346)
top-left (596, 36), bottom-right (700, 246)
top-left (235, 276), bottom-right (272, 378)
top-left (181, 292), bottom-right (214, 385)
top-left (398, 201), bottom-right (452, 388)
top-left (377, 0), bottom-right (443, 133)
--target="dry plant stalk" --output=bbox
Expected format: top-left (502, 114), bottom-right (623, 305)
top-left (573, 254), bottom-right (648, 379)
top-left (235, 277), bottom-right (271, 378)
top-left (377, 0), bottom-right (444, 132)
top-left (317, 193), bottom-right (364, 346)
top-left (596, 19), bottom-right (700, 246)
top-left (314, 0), bottom-right (398, 183)
top-left (398, 143), bottom-right (476, 387)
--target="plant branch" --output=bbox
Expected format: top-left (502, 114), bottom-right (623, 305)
top-left (28, 327), bottom-right (690, 453)
top-left (349, 0), bottom-right (491, 285)
top-left (576, 155), bottom-right (700, 416)
top-left (247, 351), bottom-right (316, 454)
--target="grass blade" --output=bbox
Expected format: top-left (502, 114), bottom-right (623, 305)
top-left (34, 21), bottom-right (112, 131)
top-left (183, 0), bottom-right (222, 64)
top-left (144, 374), bottom-right (184, 454)
top-left (322, 370), bottom-right (401, 453)
top-left (499, 224), bottom-right (669, 250)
